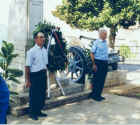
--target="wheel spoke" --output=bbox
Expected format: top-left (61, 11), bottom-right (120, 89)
top-left (76, 72), bottom-right (79, 77)
top-left (56, 47), bottom-right (85, 82)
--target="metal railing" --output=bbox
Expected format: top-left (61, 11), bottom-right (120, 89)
top-left (115, 45), bottom-right (140, 64)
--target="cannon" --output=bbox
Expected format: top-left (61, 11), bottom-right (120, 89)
top-left (60, 35), bottom-right (124, 83)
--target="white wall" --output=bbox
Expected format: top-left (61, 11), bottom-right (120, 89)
top-left (0, 0), bottom-right (10, 46)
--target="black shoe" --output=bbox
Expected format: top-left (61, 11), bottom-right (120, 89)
top-left (100, 96), bottom-right (106, 100)
top-left (38, 112), bottom-right (48, 117)
top-left (29, 114), bottom-right (38, 120)
top-left (91, 96), bottom-right (102, 102)
top-left (88, 93), bottom-right (93, 99)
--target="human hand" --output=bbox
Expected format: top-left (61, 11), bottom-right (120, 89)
top-left (25, 81), bottom-right (31, 88)
top-left (93, 64), bottom-right (97, 72)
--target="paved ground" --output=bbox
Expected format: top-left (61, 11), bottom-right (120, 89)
top-left (8, 94), bottom-right (140, 124)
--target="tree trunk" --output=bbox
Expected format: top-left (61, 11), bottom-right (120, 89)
top-left (109, 26), bottom-right (117, 49)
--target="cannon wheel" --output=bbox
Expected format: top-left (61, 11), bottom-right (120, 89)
top-left (57, 46), bottom-right (86, 83)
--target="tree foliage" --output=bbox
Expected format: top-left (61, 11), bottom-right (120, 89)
top-left (53, 0), bottom-right (140, 48)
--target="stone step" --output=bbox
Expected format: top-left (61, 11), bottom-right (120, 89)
top-left (11, 90), bottom-right (91, 116)
top-left (11, 83), bottom-right (84, 107)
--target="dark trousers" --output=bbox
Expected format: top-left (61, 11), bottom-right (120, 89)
top-left (0, 76), bottom-right (9, 124)
top-left (29, 70), bottom-right (47, 115)
top-left (91, 59), bottom-right (108, 98)
top-left (0, 108), bottom-right (8, 124)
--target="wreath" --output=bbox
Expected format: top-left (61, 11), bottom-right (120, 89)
top-left (33, 22), bottom-right (67, 72)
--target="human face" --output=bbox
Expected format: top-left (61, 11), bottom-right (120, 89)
top-left (99, 32), bottom-right (107, 41)
top-left (35, 32), bottom-right (45, 47)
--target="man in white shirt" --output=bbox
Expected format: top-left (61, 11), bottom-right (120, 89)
top-left (25, 32), bottom-right (48, 120)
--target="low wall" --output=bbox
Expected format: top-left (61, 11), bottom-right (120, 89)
top-left (84, 70), bottom-right (127, 90)
top-left (105, 70), bottom-right (127, 88)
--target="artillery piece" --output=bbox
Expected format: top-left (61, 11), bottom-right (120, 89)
top-left (60, 35), bottom-right (124, 83)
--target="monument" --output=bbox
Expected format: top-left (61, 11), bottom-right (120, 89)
top-left (8, 0), bottom-right (44, 84)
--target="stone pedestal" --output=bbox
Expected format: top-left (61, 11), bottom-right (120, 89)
top-left (28, 0), bottom-right (43, 39)
top-left (105, 70), bottom-right (127, 88)
top-left (8, 0), bottom-right (44, 85)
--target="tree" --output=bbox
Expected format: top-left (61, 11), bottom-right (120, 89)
top-left (0, 41), bottom-right (23, 85)
top-left (53, 0), bottom-right (140, 48)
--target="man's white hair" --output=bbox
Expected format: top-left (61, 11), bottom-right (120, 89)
top-left (98, 28), bottom-right (107, 34)
top-left (37, 32), bottom-right (44, 36)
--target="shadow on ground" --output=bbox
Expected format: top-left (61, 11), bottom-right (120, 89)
top-left (8, 94), bottom-right (140, 124)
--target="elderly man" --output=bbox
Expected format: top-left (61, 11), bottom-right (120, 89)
top-left (89, 28), bottom-right (108, 101)
top-left (25, 32), bottom-right (48, 120)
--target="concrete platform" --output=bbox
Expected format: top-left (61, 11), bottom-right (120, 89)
top-left (8, 94), bottom-right (140, 124)
top-left (11, 83), bottom-right (84, 107)
top-left (10, 84), bottom-right (88, 116)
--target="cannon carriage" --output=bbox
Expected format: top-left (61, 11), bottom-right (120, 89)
top-left (60, 35), bottom-right (124, 83)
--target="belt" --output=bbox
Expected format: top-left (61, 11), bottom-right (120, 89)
top-left (95, 59), bottom-right (108, 64)
top-left (30, 69), bottom-right (46, 77)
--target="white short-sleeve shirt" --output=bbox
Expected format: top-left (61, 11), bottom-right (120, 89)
top-left (26, 44), bottom-right (48, 72)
